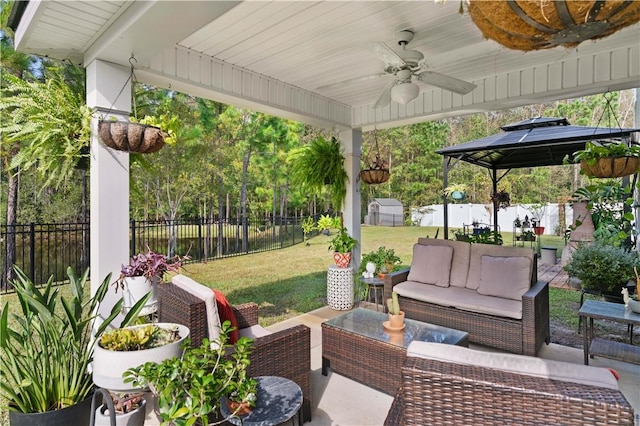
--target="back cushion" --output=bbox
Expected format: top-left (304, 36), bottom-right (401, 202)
top-left (466, 244), bottom-right (534, 290)
top-left (416, 238), bottom-right (471, 288)
top-left (171, 274), bottom-right (221, 343)
top-left (407, 244), bottom-right (454, 287)
top-left (477, 255), bottom-right (532, 300)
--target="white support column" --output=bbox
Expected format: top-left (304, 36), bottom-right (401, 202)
top-left (86, 60), bottom-right (131, 323)
top-left (339, 129), bottom-right (362, 270)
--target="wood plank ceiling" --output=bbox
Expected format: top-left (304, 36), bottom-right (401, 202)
top-left (11, 1), bottom-right (640, 130)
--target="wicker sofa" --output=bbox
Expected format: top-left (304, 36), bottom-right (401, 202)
top-left (383, 238), bottom-right (550, 355)
top-left (385, 342), bottom-right (635, 425)
top-left (157, 277), bottom-right (312, 423)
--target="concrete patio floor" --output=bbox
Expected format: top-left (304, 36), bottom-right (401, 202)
top-left (268, 304), bottom-right (640, 426)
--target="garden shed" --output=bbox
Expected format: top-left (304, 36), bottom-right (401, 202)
top-left (365, 198), bottom-right (404, 227)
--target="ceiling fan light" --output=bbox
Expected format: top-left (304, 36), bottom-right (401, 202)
top-left (390, 82), bottom-right (419, 104)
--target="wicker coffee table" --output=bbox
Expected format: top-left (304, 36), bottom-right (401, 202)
top-left (322, 308), bottom-right (469, 395)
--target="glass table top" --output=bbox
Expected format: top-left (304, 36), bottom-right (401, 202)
top-left (579, 299), bottom-right (640, 325)
top-left (323, 308), bottom-right (468, 348)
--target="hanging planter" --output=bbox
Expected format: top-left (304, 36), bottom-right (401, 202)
top-left (467, 1), bottom-right (640, 51)
top-left (361, 130), bottom-right (390, 185)
top-left (444, 183), bottom-right (468, 201)
top-left (98, 120), bottom-right (167, 153)
top-left (360, 168), bottom-right (390, 185)
top-left (580, 156), bottom-right (640, 178)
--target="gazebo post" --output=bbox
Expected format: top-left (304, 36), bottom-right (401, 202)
top-left (492, 168), bottom-right (498, 234)
top-left (443, 156), bottom-right (450, 240)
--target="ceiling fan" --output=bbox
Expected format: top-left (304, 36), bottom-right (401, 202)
top-left (318, 30), bottom-right (477, 108)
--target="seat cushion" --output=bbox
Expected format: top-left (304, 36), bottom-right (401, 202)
top-left (477, 255), bottom-right (531, 300)
top-left (171, 274), bottom-right (221, 343)
top-left (407, 342), bottom-right (619, 390)
top-left (239, 324), bottom-right (272, 339)
top-left (407, 244), bottom-right (454, 287)
top-left (394, 281), bottom-right (523, 319)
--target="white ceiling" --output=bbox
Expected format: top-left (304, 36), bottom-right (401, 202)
top-left (11, 1), bottom-right (640, 131)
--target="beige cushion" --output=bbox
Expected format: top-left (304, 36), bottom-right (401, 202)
top-left (394, 281), bottom-right (523, 319)
top-left (477, 255), bottom-right (532, 300)
top-left (417, 238), bottom-right (471, 288)
top-left (171, 274), bottom-right (221, 345)
top-left (407, 244), bottom-right (454, 287)
top-left (239, 325), bottom-right (272, 339)
top-left (407, 342), bottom-right (619, 390)
top-left (467, 244), bottom-right (534, 290)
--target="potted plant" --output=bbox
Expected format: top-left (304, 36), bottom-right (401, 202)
top-left (569, 141), bottom-right (640, 178)
top-left (225, 367), bottom-right (258, 416)
top-left (385, 291), bottom-right (405, 330)
top-left (490, 189), bottom-right (510, 210)
top-left (92, 323), bottom-right (190, 392)
top-left (564, 242), bottom-right (639, 302)
top-left (91, 390), bottom-right (147, 426)
top-left (444, 183), bottom-right (467, 201)
top-left (124, 322), bottom-right (254, 425)
top-left (115, 248), bottom-right (189, 313)
top-left (328, 227), bottom-right (358, 268)
top-left (0, 267), bottom-right (147, 425)
top-left (316, 214), bottom-right (334, 236)
top-left (358, 246), bottom-right (402, 278)
top-left (301, 216), bottom-right (316, 243)
top-left (288, 135), bottom-right (349, 212)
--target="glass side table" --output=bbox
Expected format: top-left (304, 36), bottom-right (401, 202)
top-left (220, 376), bottom-right (303, 426)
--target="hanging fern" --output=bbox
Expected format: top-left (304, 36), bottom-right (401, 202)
top-left (288, 135), bottom-right (348, 211)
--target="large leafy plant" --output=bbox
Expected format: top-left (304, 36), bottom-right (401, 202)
top-left (288, 135), bottom-right (349, 211)
top-left (0, 267), bottom-right (146, 414)
top-left (124, 322), bottom-right (255, 425)
top-left (564, 242), bottom-right (639, 293)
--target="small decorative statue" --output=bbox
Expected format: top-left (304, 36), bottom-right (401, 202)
top-left (621, 287), bottom-right (630, 308)
top-left (362, 262), bottom-right (376, 279)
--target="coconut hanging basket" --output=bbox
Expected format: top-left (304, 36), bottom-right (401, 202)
top-left (467, 0), bottom-right (640, 51)
top-left (360, 169), bottom-right (390, 185)
top-left (580, 157), bottom-right (640, 178)
top-left (98, 120), bottom-right (167, 154)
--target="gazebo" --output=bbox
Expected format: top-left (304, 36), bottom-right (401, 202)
top-left (437, 117), bottom-right (640, 239)
top-left (8, 1), bottom-right (640, 319)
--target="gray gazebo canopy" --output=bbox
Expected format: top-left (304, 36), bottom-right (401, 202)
top-left (437, 117), bottom-right (640, 238)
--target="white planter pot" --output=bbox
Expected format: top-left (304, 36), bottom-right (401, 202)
top-left (94, 398), bottom-right (147, 426)
top-left (93, 323), bottom-right (189, 392)
top-left (123, 276), bottom-right (158, 313)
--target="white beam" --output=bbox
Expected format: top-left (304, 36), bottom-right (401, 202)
top-left (87, 60), bottom-right (131, 324)
top-left (339, 129), bottom-right (362, 270)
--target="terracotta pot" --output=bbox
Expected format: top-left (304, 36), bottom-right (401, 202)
top-left (333, 252), bottom-right (352, 268)
top-left (227, 400), bottom-right (253, 416)
top-left (388, 311), bottom-right (405, 329)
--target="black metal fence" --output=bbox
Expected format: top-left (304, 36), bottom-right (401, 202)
top-left (1, 215), bottom-right (320, 292)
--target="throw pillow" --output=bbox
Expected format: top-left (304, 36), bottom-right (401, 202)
top-left (214, 290), bottom-right (239, 344)
top-left (477, 255), bottom-right (531, 300)
top-left (407, 244), bottom-right (454, 287)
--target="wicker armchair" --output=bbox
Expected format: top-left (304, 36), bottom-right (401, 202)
top-left (157, 281), bottom-right (312, 423)
top-left (385, 356), bottom-right (634, 425)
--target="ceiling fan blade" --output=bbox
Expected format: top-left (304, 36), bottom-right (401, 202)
top-left (316, 73), bottom-right (387, 91)
top-left (415, 71), bottom-right (476, 95)
top-left (369, 42), bottom-right (405, 68)
top-left (373, 80), bottom-right (396, 108)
